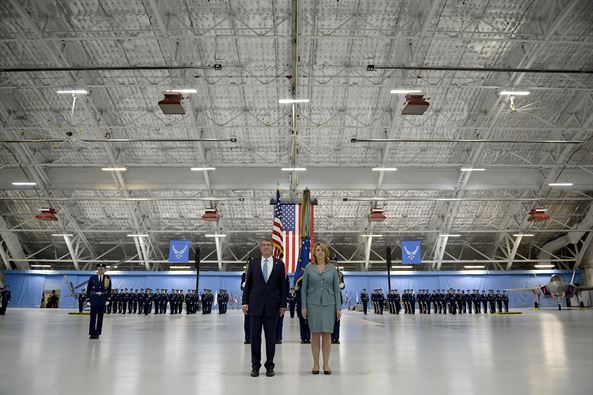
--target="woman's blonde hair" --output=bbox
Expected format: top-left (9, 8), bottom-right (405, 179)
top-left (312, 242), bottom-right (331, 264)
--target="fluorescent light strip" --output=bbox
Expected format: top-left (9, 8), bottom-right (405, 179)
top-left (440, 234), bottom-right (461, 237)
top-left (101, 167), bottom-right (127, 172)
top-left (12, 182), bottom-right (37, 186)
top-left (534, 264), bottom-right (555, 268)
top-left (361, 234), bottom-right (383, 238)
top-left (390, 89), bottom-right (422, 94)
top-left (278, 99), bottom-right (309, 104)
top-left (392, 265), bottom-right (414, 269)
top-left (499, 91), bottom-right (530, 96)
top-left (548, 182), bottom-right (573, 187)
top-left (170, 266), bottom-right (191, 269)
top-left (372, 167), bottom-right (398, 171)
top-left (513, 234), bottom-right (534, 237)
top-left (56, 89), bottom-right (88, 95)
top-left (460, 168), bottom-right (486, 172)
top-left (51, 234), bottom-right (73, 237)
top-left (127, 234), bottom-right (148, 237)
top-left (205, 234), bottom-right (227, 238)
top-left (464, 265), bottom-right (485, 269)
top-left (165, 89), bottom-right (197, 94)
top-left (281, 167), bottom-right (307, 171)
top-left (31, 264), bottom-right (52, 268)
top-left (190, 167), bottom-right (216, 171)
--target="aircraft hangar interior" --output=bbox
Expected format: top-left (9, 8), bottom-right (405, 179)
top-left (0, 1), bottom-right (592, 394)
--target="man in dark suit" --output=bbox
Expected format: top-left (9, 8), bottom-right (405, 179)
top-left (85, 263), bottom-right (112, 339)
top-left (241, 238), bottom-right (287, 378)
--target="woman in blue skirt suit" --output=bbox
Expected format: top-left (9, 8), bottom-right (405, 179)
top-left (301, 242), bottom-right (342, 375)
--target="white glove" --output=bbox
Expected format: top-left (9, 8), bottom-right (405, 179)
top-left (105, 301), bottom-right (110, 306)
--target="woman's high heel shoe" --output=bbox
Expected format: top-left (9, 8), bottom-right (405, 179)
top-left (311, 369), bottom-right (320, 375)
top-left (323, 367), bottom-right (332, 375)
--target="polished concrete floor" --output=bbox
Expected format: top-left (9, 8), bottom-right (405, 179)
top-left (1, 308), bottom-right (592, 395)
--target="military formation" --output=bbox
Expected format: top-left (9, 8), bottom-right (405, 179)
top-left (85, 288), bottom-right (229, 315)
top-left (363, 289), bottom-right (510, 315)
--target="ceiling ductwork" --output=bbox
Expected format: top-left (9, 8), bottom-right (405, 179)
top-left (537, 205), bottom-right (593, 266)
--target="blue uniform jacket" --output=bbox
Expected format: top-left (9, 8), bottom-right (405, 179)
top-left (85, 274), bottom-right (112, 306)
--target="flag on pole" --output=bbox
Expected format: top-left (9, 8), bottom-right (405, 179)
top-left (277, 198), bottom-right (314, 273)
top-left (294, 189), bottom-right (312, 288)
top-left (272, 190), bottom-right (284, 260)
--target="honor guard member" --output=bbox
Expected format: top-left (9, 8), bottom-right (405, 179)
top-left (144, 289), bottom-right (154, 315)
top-left (387, 291), bottom-right (395, 314)
top-left (502, 290), bottom-right (509, 313)
top-left (456, 290), bottom-right (464, 314)
top-left (206, 289), bottom-right (214, 314)
top-left (137, 289), bottom-right (145, 314)
top-left (178, 289), bottom-right (186, 314)
top-left (218, 289), bottom-right (228, 314)
top-left (154, 289), bottom-right (161, 314)
top-left (121, 288), bottom-right (128, 314)
top-left (401, 290), bottom-right (407, 314)
top-left (473, 290), bottom-right (481, 314)
top-left (416, 290), bottom-right (423, 314)
top-left (371, 290), bottom-right (378, 314)
top-left (276, 275), bottom-right (291, 344)
top-left (377, 290), bottom-right (385, 314)
top-left (159, 289), bottom-right (169, 314)
top-left (169, 289), bottom-right (176, 314)
top-left (360, 289), bottom-right (369, 315)
top-left (77, 289), bottom-right (87, 314)
top-left (288, 288), bottom-right (296, 318)
top-left (480, 290), bottom-right (488, 313)
top-left (393, 289), bottom-right (401, 314)
top-left (201, 289), bottom-right (208, 314)
top-left (185, 290), bottom-right (192, 314)
top-left (464, 290), bottom-right (472, 314)
top-left (86, 263), bottom-right (112, 339)
top-left (488, 290), bottom-right (496, 313)
top-left (241, 268), bottom-right (251, 343)
top-left (0, 285), bottom-right (12, 315)
top-left (106, 289), bottom-right (114, 314)
top-left (295, 286), bottom-right (310, 344)
top-left (331, 268), bottom-right (345, 344)
top-left (130, 289), bottom-right (137, 314)
top-left (448, 290), bottom-right (456, 315)
top-left (495, 290), bottom-right (503, 313)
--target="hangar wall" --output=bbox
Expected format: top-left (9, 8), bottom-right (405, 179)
top-left (2, 270), bottom-right (587, 309)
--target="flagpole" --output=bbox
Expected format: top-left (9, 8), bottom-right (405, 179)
top-left (386, 246), bottom-right (392, 292)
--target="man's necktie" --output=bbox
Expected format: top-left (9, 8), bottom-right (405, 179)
top-left (263, 259), bottom-right (269, 282)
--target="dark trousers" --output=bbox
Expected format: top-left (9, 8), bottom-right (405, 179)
top-left (497, 301), bottom-right (503, 313)
top-left (503, 301), bottom-right (509, 313)
top-left (289, 302), bottom-right (295, 318)
top-left (89, 304), bottom-right (105, 336)
top-left (0, 302), bottom-right (8, 315)
top-left (276, 313), bottom-right (284, 341)
top-left (331, 318), bottom-right (340, 341)
top-left (244, 314), bottom-right (251, 341)
top-left (297, 308), bottom-right (310, 341)
top-left (362, 301), bottom-right (367, 314)
top-left (78, 299), bottom-right (84, 313)
top-left (249, 314), bottom-right (278, 370)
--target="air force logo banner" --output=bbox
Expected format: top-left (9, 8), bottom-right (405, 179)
top-left (169, 240), bottom-right (190, 262)
top-left (401, 240), bottom-right (422, 264)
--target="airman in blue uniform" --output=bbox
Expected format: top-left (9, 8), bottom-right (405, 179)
top-left (85, 263), bottom-right (112, 339)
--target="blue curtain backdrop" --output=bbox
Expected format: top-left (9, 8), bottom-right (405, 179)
top-left (1, 269), bottom-right (582, 309)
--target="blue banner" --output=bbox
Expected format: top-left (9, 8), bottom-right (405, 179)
top-left (401, 240), bottom-right (422, 264)
top-left (168, 240), bottom-right (190, 262)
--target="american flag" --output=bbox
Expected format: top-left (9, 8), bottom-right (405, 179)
top-left (272, 190), bottom-right (284, 260)
top-left (280, 204), bottom-right (314, 273)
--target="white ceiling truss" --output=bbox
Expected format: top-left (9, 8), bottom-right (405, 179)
top-left (0, 0), bottom-right (592, 272)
